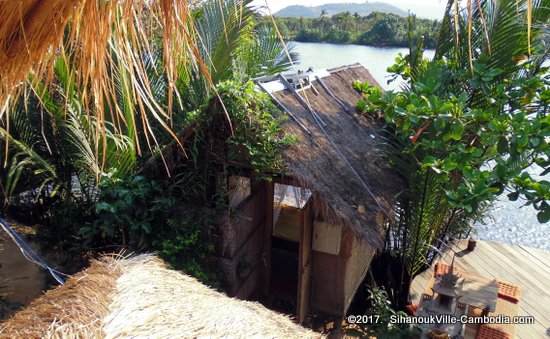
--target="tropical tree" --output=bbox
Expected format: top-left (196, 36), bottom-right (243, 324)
top-left (0, 55), bottom-right (137, 208)
top-left (272, 12), bottom-right (438, 48)
top-left (356, 0), bottom-right (549, 306)
top-left (0, 0), bottom-right (296, 279)
top-left (1, 0), bottom-right (295, 205)
top-left (179, 0), bottom-right (296, 110)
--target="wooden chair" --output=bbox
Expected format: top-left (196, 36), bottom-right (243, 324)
top-left (434, 262), bottom-right (451, 278)
top-left (497, 280), bottom-right (521, 304)
top-left (475, 325), bottom-right (511, 339)
top-left (455, 300), bottom-right (467, 315)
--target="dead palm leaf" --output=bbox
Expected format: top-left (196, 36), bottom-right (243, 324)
top-left (0, 0), bottom-right (206, 168)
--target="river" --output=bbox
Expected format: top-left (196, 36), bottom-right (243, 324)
top-left (290, 41), bottom-right (435, 90)
top-left (291, 41), bottom-right (550, 251)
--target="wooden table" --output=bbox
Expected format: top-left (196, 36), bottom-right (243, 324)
top-left (457, 275), bottom-right (499, 312)
top-left (422, 267), bottom-right (499, 313)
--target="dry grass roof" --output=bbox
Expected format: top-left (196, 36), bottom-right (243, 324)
top-left (0, 254), bottom-right (320, 338)
top-left (0, 1), bottom-right (202, 153)
top-left (272, 64), bottom-right (402, 249)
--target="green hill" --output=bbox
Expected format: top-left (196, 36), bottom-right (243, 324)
top-left (274, 2), bottom-right (408, 18)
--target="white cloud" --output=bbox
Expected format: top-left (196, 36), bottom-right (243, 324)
top-left (250, 0), bottom-right (446, 20)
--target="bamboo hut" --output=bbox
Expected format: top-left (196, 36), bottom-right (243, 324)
top-left (0, 254), bottom-right (320, 338)
top-left (219, 64), bottom-right (401, 323)
top-left (153, 63), bottom-right (402, 324)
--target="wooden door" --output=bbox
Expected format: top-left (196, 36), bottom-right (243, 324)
top-left (297, 200), bottom-right (313, 324)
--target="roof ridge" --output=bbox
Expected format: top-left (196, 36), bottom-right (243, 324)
top-left (326, 63), bottom-right (363, 73)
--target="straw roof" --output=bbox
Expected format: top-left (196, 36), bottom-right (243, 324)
top-left (0, 254), bottom-right (321, 338)
top-left (271, 64), bottom-right (402, 249)
top-left (0, 1), bottom-right (76, 100)
top-left (0, 1), bottom-right (202, 153)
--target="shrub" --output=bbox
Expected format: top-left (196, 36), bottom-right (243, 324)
top-left (78, 172), bottom-right (219, 285)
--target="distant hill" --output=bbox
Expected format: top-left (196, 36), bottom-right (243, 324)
top-left (274, 2), bottom-right (408, 18)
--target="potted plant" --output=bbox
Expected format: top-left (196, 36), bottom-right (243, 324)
top-left (467, 238), bottom-right (477, 251)
top-left (428, 329), bottom-right (449, 339)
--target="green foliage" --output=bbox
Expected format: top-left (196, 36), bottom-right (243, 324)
top-left (1, 0), bottom-right (293, 288)
top-left (78, 172), bottom-right (219, 285)
top-left (270, 12), bottom-right (439, 48)
top-left (355, 0), bottom-right (549, 306)
top-left (177, 0), bottom-right (296, 113)
top-left (360, 287), bottom-right (420, 338)
top-left (0, 55), bottom-right (137, 208)
top-left (356, 17), bottom-right (549, 223)
top-left (217, 80), bottom-right (295, 174)
top-left (154, 210), bottom-right (218, 284)
top-left (1, 0), bottom-right (294, 207)
top-left (357, 58), bottom-right (549, 258)
top-left (81, 174), bottom-right (162, 248)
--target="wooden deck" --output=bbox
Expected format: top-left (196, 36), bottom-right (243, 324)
top-left (410, 240), bottom-right (550, 339)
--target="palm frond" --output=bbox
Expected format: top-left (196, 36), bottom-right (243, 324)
top-left (195, 0), bottom-right (254, 83)
top-left (436, 0), bottom-right (549, 72)
top-left (239, 24), bottom-right (298, 78)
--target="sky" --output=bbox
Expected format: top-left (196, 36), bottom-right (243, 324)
top-left (250, 0), bottom-right (447, 20)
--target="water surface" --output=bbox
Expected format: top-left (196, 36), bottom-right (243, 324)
top-left (291, 41), bottom-right (434, 90)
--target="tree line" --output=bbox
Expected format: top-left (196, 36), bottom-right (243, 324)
top-left (266, 12), bottom-right (439, 48)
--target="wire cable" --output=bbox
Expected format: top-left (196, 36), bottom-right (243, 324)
top-left (0, 217), bottom-right (66, 284)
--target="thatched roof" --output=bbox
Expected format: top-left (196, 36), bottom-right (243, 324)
top-left (0, 255), bottom-right (320, 338)
top-left (0, 1), bottom-right (201, 151)
top-left (0, 1), bottom-right (74, 99)
top-left (265, 64), bottom-right (402, 249)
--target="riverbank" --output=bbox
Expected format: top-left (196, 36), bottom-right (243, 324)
top-left (270, 12), bottom-right (438, 48)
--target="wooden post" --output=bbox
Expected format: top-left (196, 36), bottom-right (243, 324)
top-left (261, 180), bottom-right (274, 299)
top-left (297, 199), bottom-right (314, 324)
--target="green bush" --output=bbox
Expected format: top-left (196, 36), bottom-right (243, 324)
top-left (77, 172), bottom-right (219, 285)
top-left (154, 211), bottom-right (218, 285)
top-left (361, 287), bottom-right (419, 338)
top-left (80, 174), bottom-right (162, 248)
top-left (218, 80), bottom-right (296, 175)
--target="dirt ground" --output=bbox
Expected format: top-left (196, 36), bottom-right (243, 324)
top-left (0, 226), bottom-right (47, 319)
